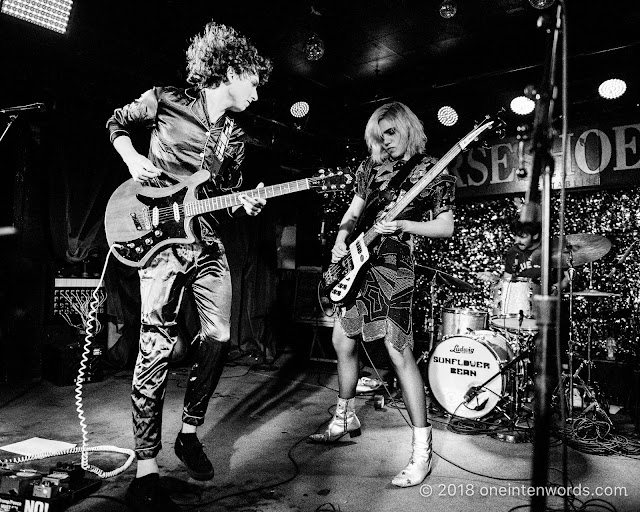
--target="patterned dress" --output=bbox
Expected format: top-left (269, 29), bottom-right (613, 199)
top-left (340, 154), bottom-right (455, 351)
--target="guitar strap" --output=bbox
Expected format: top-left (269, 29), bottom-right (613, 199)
top-left (209, 115), bottom-right (235, 180)
top-left (197, 115), bottom-right (236, 233)
top-left (383, 152), bottom-right (425, 197)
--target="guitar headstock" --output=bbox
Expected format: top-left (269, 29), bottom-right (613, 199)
top-left (460, 108), bottom-right (507, 151)
top-left (308, 167), bottom-right (354, 193)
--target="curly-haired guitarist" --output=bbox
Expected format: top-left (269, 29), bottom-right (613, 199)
top-left (106, 21), bottom-right (272, 511)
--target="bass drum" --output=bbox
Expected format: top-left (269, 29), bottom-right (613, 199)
top-left (427, 330), bottom-right (513, 419)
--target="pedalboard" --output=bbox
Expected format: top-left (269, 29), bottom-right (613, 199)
top-left (0, 463), bottom-right (101, 511)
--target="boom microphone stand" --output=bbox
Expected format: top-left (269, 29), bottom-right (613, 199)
top-left (519, 2), bottom-right (566, 510)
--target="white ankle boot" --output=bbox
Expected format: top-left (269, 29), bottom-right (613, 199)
top-left (309, 396), bottom-right (361, 443)
top-left (391, 425), bottom-right (432, 487)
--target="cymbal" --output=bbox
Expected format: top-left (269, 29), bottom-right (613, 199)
top-left (532, 233), bottom-right (612, 268)
top-left (473, 271), bottom-right (500, 284)
top-left (564, 288), bottom-right (621, 298)
top-left (415, 264), bottom-right (476, 292)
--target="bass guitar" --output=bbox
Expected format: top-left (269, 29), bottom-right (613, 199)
top-left (105, 167), bottom-right (353, 267)
top-left (321, 113), bottom-right (504, 306)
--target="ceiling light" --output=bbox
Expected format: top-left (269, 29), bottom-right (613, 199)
top-left (510, 96), bottom-right (535, 115)
top-left (304, 33), bottom-right (325, 61)
top-left (437, 106), bottom-right (458, 126)
top-left (1, 0), bottom-right (73, 34)
top-left (598, 78), bottom-right (627, 100)
top-left (290, 101), bottom-right (310, 118)
top-left (439, 0), bottom-right (457, 19)
top-left (528, 0), bottom-right (556, 9)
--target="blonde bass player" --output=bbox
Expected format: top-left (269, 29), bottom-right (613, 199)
top-left (309, 102), bottom-right (455, 488)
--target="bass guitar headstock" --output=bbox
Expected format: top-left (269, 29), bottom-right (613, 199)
top-left (460, 108), bottom-right (507, 151)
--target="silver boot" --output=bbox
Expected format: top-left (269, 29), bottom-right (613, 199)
top-left (309, 396), bottom-right (361, 443)
top-left (391, 425), bottom-right (432, 487)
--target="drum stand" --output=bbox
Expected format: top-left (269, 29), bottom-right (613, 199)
top-left (417, 275), bottom-right (439, 366)
top-left (565, 254), bottom-right (577, 420)
top-left (426, 274), bottom-right (439, 353)
top-left (464, 347), bottom-right (533, 442)
top-left (560, 359), bottom-right (612, 425)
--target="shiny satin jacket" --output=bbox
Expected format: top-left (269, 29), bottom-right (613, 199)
top-left (106, 86), bottom-right (246, 192)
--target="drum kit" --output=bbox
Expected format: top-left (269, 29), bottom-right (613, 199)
top-left (419, 233), bottom-right (627, 428)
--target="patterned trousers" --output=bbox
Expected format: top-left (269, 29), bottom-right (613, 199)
top-left (132, 241), bottom-right (231, 460)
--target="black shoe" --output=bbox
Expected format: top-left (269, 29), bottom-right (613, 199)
top-left (125, 474), bottom-right (180, 512)
top-left (174, 433), bottom-right (214, 481)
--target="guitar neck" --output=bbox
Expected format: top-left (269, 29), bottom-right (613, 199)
top-left (186, 179), bottom-right (311, 217)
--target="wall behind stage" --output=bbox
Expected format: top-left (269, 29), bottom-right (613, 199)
top-left (452, 121), bottom-right (640, 197)
top-left (321, 184), bottom-right (640, 365)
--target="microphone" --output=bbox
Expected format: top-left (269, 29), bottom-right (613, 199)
top-left (463, 385), bottom-right (481, 404)
top-left (607, 241), bottom-right (636, 279)
top-left (0, 103), bottom-right (46, 115)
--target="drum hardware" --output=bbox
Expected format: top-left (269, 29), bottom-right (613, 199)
top-left (558, 359), bottom-right (613, 425)
top-left (415, 264), bottom-right (476, 292)
top-left (563, 254), bottom-right (619, 419)
top-left (416, 264), bottom-right (476, 354)
top-left (465, 345), bottom-right (534, 441)
top-left (473, 271), bottom-right (500, 284)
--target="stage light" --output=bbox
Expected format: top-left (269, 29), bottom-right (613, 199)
top-left (510, 96), bottom-right (535, 115)
top-left (528, 0), bottom-right (556, 8)
top-left (439, 0), bottom-right (457, 19)
top-left (304, 33), bottom-right (325, 61)
top-left (437, 106), bottom-right (458, 126)
top-left (1, 0), bottom-right (73, 34)
top-left (598, 78), bottom-right (627, 100)
top-left (290, 101), bottom-right (310, 118)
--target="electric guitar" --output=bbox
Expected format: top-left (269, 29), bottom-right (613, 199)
top-left (322, 113), bottom-right (505, 306)
top-left (105, 167), bottom-right (353, 267)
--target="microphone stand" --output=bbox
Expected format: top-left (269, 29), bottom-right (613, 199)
top-left (0, 114), bottom-right (19, 144)
top-left (520, 3), bottom-right (565, 511)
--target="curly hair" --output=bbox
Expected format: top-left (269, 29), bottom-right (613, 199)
top-left (186, 22), bottom-right (273, 89)
top-left (364, 102), bottom-right (427, 163)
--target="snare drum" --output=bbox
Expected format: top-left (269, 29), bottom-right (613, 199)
top-left (491, 277), bottom-right (539, 333)
top-left (440, 308), bottom-right (488, 337)
top-left (427, 330), bottom-right (513, 419)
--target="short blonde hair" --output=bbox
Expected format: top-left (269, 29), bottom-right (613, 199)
top-left (364, 102), bottom-right (427, 163)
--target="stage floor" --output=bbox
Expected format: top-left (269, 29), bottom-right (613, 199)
top-left (0, 351), bottom-right (638, 512)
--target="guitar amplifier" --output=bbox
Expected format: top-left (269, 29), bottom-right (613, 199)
top-left (44, 277), bottom-right (108, 385)
top-left (292, 267), bottom-right (334, 327)
top-left (52, 277), bottom-right (106, 316)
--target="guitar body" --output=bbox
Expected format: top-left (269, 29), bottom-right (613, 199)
top-left (104, 167), bottom-right (355, 268)
top-left (322, 233), bottom-right (371, 306)
top-left (105, 170), bottom-right (210, 267)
